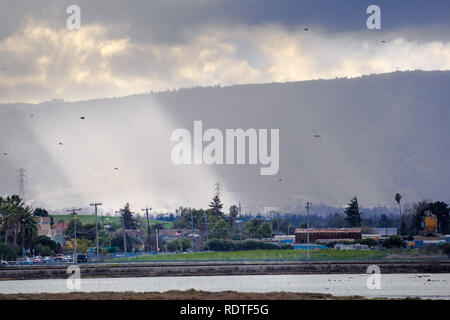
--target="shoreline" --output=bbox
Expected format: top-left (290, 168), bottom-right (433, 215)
top-left (0, 289), bottom-right (412, 300)
top-left (1, 260), bottom-right (449, 281)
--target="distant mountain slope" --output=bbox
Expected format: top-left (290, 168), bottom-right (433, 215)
top-left (1, 71), bottom-right (449, 212)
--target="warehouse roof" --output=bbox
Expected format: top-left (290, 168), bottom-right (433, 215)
top-left (295, 228), bottom-right (361, 233)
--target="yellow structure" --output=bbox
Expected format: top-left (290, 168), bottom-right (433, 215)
top-left (424, 213), bottom-right (437, 235)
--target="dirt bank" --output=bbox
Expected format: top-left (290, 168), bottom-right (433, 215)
top-left (1, 261), bottom-right (449, 281)
top-left (0, 289), bottom-right (377, 300)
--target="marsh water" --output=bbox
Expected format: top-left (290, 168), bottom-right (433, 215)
top-left (0, 274), bottom-right (449, 299)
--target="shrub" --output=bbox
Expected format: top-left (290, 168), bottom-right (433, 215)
top-left (167, 239), bottom-right (192, 252)
top-left (204, 239), bottom-right (280, 252)
top-left (238, 240), bottom-right (279, 250)
top-left (205, 239), bottom-right (235, 251)
top-left (356, 238), bottom-right (379, 247)
top-left (33, 235), bottom-right (62, 254)
top-left (34, 244), bottom-right (53, 256)
top-left (0, 243), bottom-right (21, 261)
top-left (382, 235), bottom-right (406, 249)
top-left (439, 243), bottom-right (450, 257)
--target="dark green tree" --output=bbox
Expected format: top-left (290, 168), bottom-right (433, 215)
top-left (210, 220), bottom-right (229, 239)
top-left (33, 208), bottom-right (54, 226)
top-left (258, 222), bottom-right (273, 238)
top-left (411, 200), bottom-right (429, 234)
top-left (229, 205), bottom-right (239, 225)
top-left (119, 203), bottom-right (137, 230)
top-left (245, 219), bottom-right (262, 238)
top-left (33, 235), bottom-right (62, 254)
top-left (111, 233), bottom-right (135, 252)
top-left (209, 195), bottom-right (223, 216)
top-left (382, 235), bottom-right (406, 248)
top-left (271, 218), bottom-right (289, 234)
top-left (345, 196), bottom-right (363, 227)
top-left (428, 201), bottom-right (449, 234)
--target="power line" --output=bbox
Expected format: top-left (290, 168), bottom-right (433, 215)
top-left (239, 201), bottom-right (243, 243)
top-left (67, 207), bottom-right (81, 262)
top-left (141, 205), bottom-right (152, 252)
top-left (115, 209), bottom-right (127, 253)
top-left (90, 202), bottom-right (102, 258)
top-left (305, 201), bottom-right (311, 263)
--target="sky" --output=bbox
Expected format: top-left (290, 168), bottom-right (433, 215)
top-left (0, 1), bottom-right (449, 213)
top-left (1, 0), bottom-right (450, 103)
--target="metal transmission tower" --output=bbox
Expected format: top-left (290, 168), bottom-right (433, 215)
top-left (305, 202), bottom-right (311, 263)
top-left (67, 208), bottom-right (81, 262)
top-left (141, 206), bottom-right (152, 252)
top-left (17, 168), bottom-right (27, 199)
top-left (90, 202), bottom-right (102, 258)
top-left (213, 182), bottom-right (223, 198)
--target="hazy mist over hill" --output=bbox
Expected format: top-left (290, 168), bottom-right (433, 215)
top-left (0, 70), bottom-right (449, 213)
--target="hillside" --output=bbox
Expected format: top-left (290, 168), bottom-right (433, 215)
top-left (1, 71), bottom-right (449, 212)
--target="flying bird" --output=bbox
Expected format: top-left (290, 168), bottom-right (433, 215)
top-left (3, 152), bottom-right (7, 156)
top-left (59, 142), bottom-right (63, 145)
top-left (80, 116), bottom-right (86, 120)
top-left (314, 134), bottom-right (322, 138)
top-left (114, 167), bottom-right (119, 170)
top-left (30, 114), bottom-right (34, 117)
top-left (381, 40), bottom-right (386, 43)
top-left (278, 178), bottom-right (282, 182)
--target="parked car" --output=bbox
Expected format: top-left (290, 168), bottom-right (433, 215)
top-left (32, 256), bottom-right (43, 264)
top-left (42, 256), bottom-right (53, 264)
top-left (65, 255), bottom-right (73, 263)
top-left (54, 254), bottom-right (65, 263)
top-left (1, 260), bottom-right (8, 266)
top-left (76, 254), bottom-right (88, 263)
top-left (16, 257), bottom-right (33, 265)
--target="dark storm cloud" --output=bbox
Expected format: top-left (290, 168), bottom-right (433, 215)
top-left (1, 0), bottom-right (449, 103)
top-left (1, 0), bottom-right (450, 43)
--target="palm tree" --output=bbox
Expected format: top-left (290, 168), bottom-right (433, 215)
top-left (0, 196), bottom-right (16, 244)
top-left (0, 195), bottom-right (37, 248)
top-left (18, 206), bottom-right (38, 254)
top-left (395, 193), bottom-right (402, 216)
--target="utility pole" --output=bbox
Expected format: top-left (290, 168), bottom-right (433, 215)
top-left (116, 210), bottom-right (127, 254)
top-left (17, 168), bottom-right (27, 199)
top-left (158, 212), bottom-right (166, 253)
top-left (305, 202), bottom-right (311, 263)
top-left (277, 213), bottom-right (281, 246)
top-left (67, 208), bottom-right (81, 262)
top-left (239, 202), bottom-right (243, 243)
top-left (155, 227), bottom-right (159, 253)
top-left (191, 210), bottom-right (195, 252)
top-left (204, 211), bottom-right (209, 250)
top-left (141, 206), bottom-right (152, 252)
top-left (90, 202), bottom-right (102, 259)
